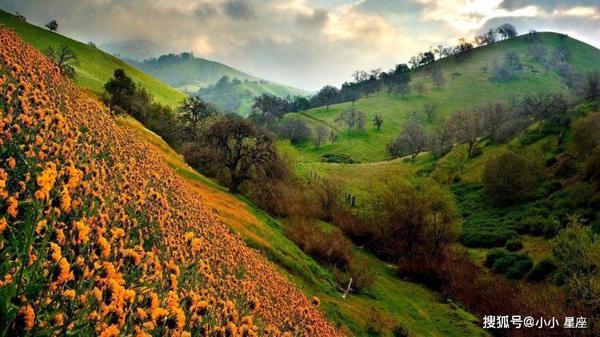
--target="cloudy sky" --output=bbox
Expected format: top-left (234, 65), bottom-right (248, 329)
top-left (1, 0), bottom-right (599, 90)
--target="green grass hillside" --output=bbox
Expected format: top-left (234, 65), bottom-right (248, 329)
top-left (125, 53), bottom-right (308, 115)
top-left (0, 9), bottom-right (186, 107)
top-left (125, 54), bottom-right (259, 92)
top-left (294, 32), bottom-right (600, 163)
top-left (198, 78), bottom-right (308, 116)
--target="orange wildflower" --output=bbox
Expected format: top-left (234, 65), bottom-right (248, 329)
top-left (17, 304), bottom-right (35, 331)
top-left (34, 162), bottom-right (57, 200)
top-left (6, 196), bottom-right (18, 217)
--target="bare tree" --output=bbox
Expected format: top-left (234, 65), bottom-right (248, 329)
top-left (413, 82), bottom-right (427, 96)
top-left (387, 120), bottom-right (428, 160)
top-left (314, 125), bottom-right (328, 149)
top-left (447, 109), bottom-right (484, 158)
top-left (329, 130), bottom-right (338, 144)
top-left (431, 66), bottom-right (446, 89)
top-left (434, 45), bottom-right (444, 59)
top-left (423, 103), bottom-right (436, 121)
top-left (336, 107), bottom-right (366, 131)
top-left (429, 119), bottom-right (454, 157)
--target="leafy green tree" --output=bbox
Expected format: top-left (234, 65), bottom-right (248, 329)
top-left (45, 19), bottom-right (58, 32)
top-left (178, 96), bottom-right (219, 140)
top-left (103, 69), bottom-right (136, 114)
top-left (373, 115), bottom-right (383, 130)
top-left (202, 116), bottom-right (278, 192)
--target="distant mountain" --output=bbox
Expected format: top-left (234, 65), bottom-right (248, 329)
top-left (124, 52), bottom-right (308, 115)
top-left (99, 39), bottom-right (165, 61)
top-left (0, 9), bottom-right (185, 108)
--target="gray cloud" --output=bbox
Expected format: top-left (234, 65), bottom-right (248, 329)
top-left (499, 0), bottom-right (599, 11)
top-left (223, 0), bottom-right (255, 19)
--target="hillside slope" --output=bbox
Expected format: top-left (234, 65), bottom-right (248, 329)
top-left (125, 54), bottom-right (258, 92)
top-left (120, 117), bottom-right (487, 337)
top-left (0, 9), bottom-right (186, 108)
top-left (294, 32), bottom-right (600, 162)
top-left (198, 78), bottom-right (308, 116)
top-left (0, 27), bottom-right (338, 336)
top-left (125, 53), bottom-right (307, 115)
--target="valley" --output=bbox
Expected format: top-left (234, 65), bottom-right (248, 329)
top-left (1, 4), bottom-right (599, 337)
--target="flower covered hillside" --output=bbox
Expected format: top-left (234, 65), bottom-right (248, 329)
top-left (0, 27), bottom-right (341, 337)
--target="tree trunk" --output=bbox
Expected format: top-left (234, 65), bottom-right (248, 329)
top-left (228, 177), bottom-right (242, 193)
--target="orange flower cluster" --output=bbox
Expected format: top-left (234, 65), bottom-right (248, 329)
top-left (0, 27), bottom-right (342, 336)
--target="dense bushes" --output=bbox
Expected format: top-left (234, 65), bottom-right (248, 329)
top-left (505, 238), bottom-right (523, 251)
top-left (284, 217), bottom-right (374, 292)
top-left (527, 259), bottom-right (557, 282)
top-left (482, 151), bottom-right (535, 205)
top-left (461, 228), bottom-right (517, 247)
top-left (344, 179), bottom-right (459, 262)
top-left (485, 249), bottom-right (533, 279)
top-left (320, 153), bottom-right (357, 163)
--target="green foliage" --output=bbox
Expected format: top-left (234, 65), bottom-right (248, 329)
top-left (461, 228), bottom-right (518, 247)
top-left (526, 259), bottom-right (557, 282)
top-left (482, 151), bottom-right (534, 205)
top-left (485, 249), bottom-right (533, 279)
top-left (320, 153), bottom-right (357, 163)
top-left (294, 32), bottom-right (600, 163)
top-left (505, 238), bottom-right (523, 251)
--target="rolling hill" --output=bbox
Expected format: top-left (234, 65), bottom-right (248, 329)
top-left (292, 32), bottom-right (600, 163)
top-left (124, 53), bottom-right (259, 92)
top-left (125, 53), bottom-right (308, 116)
top-left (0, 27), bottom-right (340, 336)
top-left (0, 9), bottom-right (186, 108)
top-left (0, 23), bottom-right (487, 337)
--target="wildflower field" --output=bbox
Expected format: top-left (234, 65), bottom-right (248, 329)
top-left (0, 27), bottom-right (341, 337)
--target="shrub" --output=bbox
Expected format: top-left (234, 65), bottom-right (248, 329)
top-left (482, 151), bottom-right (534, 205)
top-left (461, 229), bottom-right (517, 248)
top-left (506, 259), bottom-right (533, 279)
top-left (285, 217), bottom-right (353, 268)
top-left (527, 259), bottom-right (557, 282)
top-left (320, 153), bottom-right (356, 163)
top-left (487, 249), bottom-right (533, 279)
top-left (335, 255), bottom-right (376, 293)
top-left (543, 221), bottom-right (561, 238)
top-left (485, 248), bottom-right (508, 267)
top-left (521, 216), bottom-right (548, 236)
top-left (505, 238), bottom-right (523, 251)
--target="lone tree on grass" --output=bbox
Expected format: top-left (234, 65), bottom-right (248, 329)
top-left (373, 115), bottom-right (383, 130)
top-left (314, 126), bottom-right (328, 149)
top-left (336, 107), bottom-right (366, 131)
top-left (45, 20), bottom-right (58, 32)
